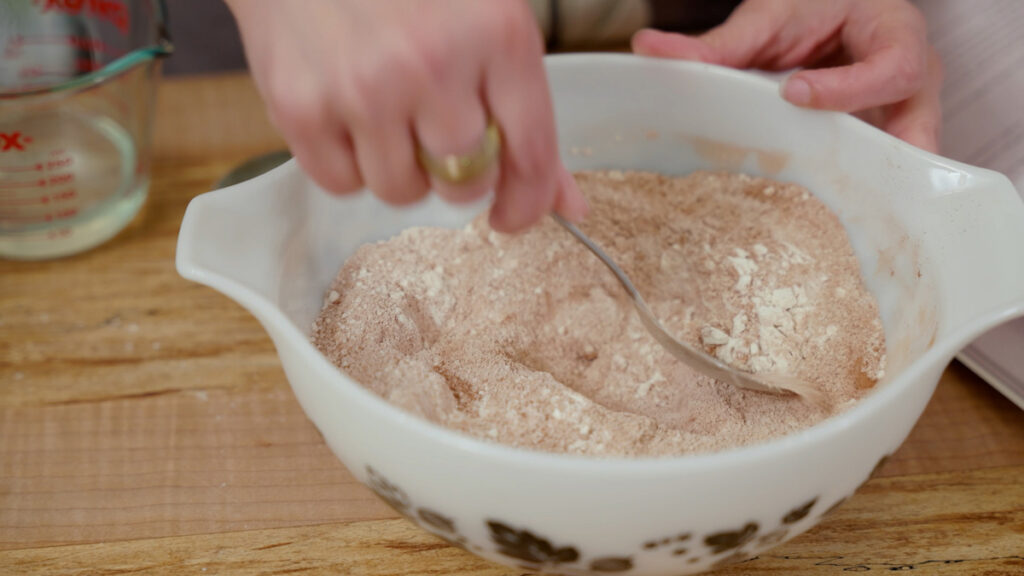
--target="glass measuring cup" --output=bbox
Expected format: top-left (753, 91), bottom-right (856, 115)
top-left (0, 0), bottom-right (172, 260)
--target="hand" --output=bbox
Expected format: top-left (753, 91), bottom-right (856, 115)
top-left (226, 0), bottom-right (587, 232)
top-left (632, 0), bottom-right (943, 153)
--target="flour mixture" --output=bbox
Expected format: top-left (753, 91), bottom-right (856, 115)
top-left (311, 171), bottom-right (886, 457)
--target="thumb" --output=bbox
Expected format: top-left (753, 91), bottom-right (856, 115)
top-left (552, 166), bottom-right (588, 223)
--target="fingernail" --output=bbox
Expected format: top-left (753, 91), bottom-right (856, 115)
top-left (556, 168), bottom-right (589, 223)
top-left (783, 77), bottom-right (812, 105)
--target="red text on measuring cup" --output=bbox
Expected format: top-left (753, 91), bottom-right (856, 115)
top-left (0, 145), bottom-right (79, 226)
top-left (34, 0), bottom-right (130, 34)
top-left (0, 132), bottom-right (31, 152)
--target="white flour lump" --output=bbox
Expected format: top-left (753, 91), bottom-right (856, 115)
top-left (311, 170), bottom-right (886, 457)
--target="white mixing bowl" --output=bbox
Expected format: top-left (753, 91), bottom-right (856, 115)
top-left (176, 55), bottom-right (1024, 575)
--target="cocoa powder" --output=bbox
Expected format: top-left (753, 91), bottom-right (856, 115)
top-left (311, 171), bottom-right (886, 457)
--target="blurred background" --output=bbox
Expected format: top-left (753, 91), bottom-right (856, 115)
top-left (162, 0), bottom-right (1024, 194)
top-left (164, 0), bottom-right (743, 76)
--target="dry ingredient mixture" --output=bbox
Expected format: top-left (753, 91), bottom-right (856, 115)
top-left (312, 171), bottom-right (886, 457)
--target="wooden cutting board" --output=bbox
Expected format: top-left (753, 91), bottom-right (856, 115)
top-left (1, 73), bottom-right (1022, 576)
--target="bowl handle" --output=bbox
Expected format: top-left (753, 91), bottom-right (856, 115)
top-left (934, 166), bottom-right (1024, 349)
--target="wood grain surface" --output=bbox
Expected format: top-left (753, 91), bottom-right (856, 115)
top-left (1, 73), bottom-right (1023, 575)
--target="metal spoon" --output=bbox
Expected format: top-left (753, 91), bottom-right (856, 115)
top-left (214, 149), bottom-right (292, 189)
top-left (552, 214), bottom-right (823, 402)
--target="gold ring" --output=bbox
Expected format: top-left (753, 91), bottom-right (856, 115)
top-left (417, 121), bottom-right (501, 185)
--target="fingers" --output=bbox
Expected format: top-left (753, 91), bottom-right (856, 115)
top-left (242, 0), bottom-right (578, 230)
top-left (553, 167), bottom-right (589, 223)
top-left (483, 26), bottom-right (563, 233)
top-left (782, 46), bottom-right (927, 111)
top-left (632, 0), bottom-right (787, 68)
top-left (265, 76), bottom-right (364, 195)
top-left (287, 124), bottom-right (363, 195)
top-left (883, 49), bottom-right (943, 153)
top-left (350, 120), bottom-right (430, 205)
top-left (631, 28), bottom-right (719, 63)
top-left (341, 61), bottom-right (430, 205)
top-left (413, 82), bottom-right (497, 204)
top-left (782, 6), bottom-right (928, 112)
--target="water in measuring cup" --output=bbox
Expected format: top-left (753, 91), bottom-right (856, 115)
top-left (0, 109), bottom-right (144, 260)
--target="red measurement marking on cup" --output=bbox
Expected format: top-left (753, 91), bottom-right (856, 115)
top-left (76, 58), bottom-right (102, 72)
top-left (47, 227), bottom-right (72, 240)
top-left (17, 58), bottom-right (100, 78)
top-left (51, 189), bottom-right (77, 201)
top-left (35, 0), bottom-right (130, 34)
top-left (0, 132), bottom-right (31, 152)
top-left (0, 195), bottom-right (51, 206)
top-left (0, 207), bottom-right (78, 222)
top-left (20, 35), bottom-right (112, 55)
top-left (2, 163), bottom-right (43, 172)
top-left (17, 67), bottom-right (47, 80)
top-left (50, 207), bottom-right (78, 220)
top-left (47, 157), bottom-right (72, 170)
top-left (48, 173), bottom-right (73, 186)
top-left (0, 179), bottom-right (46, 190)
top-left (3, 38), bottom-right (22, 58)
top-left (0, 189), bottom-right (74, 206)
